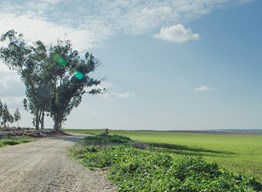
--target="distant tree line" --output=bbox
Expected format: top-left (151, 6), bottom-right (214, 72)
top-left (0, 30), bottom-right (103, 130)
top-left (0, 100), bottom-right (21, 128)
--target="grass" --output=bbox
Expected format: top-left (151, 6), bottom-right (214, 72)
top-left (0, 136), bottom-right (33, 147)
top-left (70, 134), bottom-right (262, 191)
top-left (66, 129), bottom-right (262, 182)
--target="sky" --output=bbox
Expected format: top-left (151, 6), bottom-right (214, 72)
top-left (0, 0), bottom-right (262, 130)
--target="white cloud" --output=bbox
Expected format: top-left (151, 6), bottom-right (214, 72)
top-left (0, 73), bottom-right (21, 89)
top-left (0, 13), bottom-right (109, 52)
top-left (0, 73), bottom-right (25, 97)
top-left (0, 62), bottom-right (13, 73)
top-left (0, 0), bottom-right (252, 50)
top-left (102, 92), bottom-right (135, 98)
top-left (0, 96), bottom-right (24, 110)
top-left (90, 82), bottom-right (134, 98)
top-left (154, 24), bottom-right (199, 43)
top-left (194, 85), bottom-right (215, 92)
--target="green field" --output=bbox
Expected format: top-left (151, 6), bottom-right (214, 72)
top-left (66, 129), bottom-right (262, 182)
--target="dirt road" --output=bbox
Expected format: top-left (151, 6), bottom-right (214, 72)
top-left (0, 136), bottom-right (116, 192)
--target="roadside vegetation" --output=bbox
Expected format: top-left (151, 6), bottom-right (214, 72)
top-left (0, 136), bottom-right (33, 147)
top-left (66, 129), bottom-right (262, 182)
top-left (70, 132), bottom-right (262, 191)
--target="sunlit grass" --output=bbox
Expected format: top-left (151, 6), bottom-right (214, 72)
top-left (66, 129), bottom-right (262, 182)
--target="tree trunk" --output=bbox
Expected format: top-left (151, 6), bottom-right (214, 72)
top-left (54, 114), bottom-right (63, 131)
top-left (35, 111), bottom-right (39, 130)
top-left (54, 119), bottom-right (62, 131)
top-left (40, 110), bottom-right (45, 129)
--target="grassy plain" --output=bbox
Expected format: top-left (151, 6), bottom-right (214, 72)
top-left (66, 129), bottom-right (262, 182)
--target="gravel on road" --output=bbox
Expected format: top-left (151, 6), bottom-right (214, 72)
top-left (0, 136), bottom-right (116, 192)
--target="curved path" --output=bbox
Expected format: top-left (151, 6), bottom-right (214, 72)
top-left (0, 136), bottom-right (116, 192)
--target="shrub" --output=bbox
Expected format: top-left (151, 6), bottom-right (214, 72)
top-left (71, 135), bottom-right (262, 192)
top-left (132, 141), bottom-right (149, 150)
top-left (81, 135), bottom-right (132, 146)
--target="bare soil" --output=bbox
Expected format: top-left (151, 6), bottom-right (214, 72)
top-left (0, 135), bottom-right (116, 192)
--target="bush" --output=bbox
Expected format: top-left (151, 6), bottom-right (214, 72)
top-left (132, 141), bottom-right (149, 150)
top-left (81, 135), bottom-right (132, 146)
top-left (71, 135), bottom-right (262, 192)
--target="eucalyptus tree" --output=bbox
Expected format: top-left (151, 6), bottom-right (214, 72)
top-left (0, 30), bottom-right (48, 129)
top-left (0, 100), bottom-right (2, 126)
top-left (0, 30), bottom-right (102, 130)
top-left (2, 103), bottom-right (13, 127)
top-left (43, 40), bottom-right (102, 130)
top-left (14, 108), bottom-right (21, 127)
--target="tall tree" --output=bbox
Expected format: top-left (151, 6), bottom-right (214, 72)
top-left (0, 30), bottom-right (47, 129)
top-left (2, 103), bottom-right (13, 127)
top-left (46, 40), bottom-right (102, 130)
top-left (0, 30), bottom-right (102, 130)
top-left (0, 100), bottom-right (3, 126)
top-left (14, 108), bottom-right (21, 127)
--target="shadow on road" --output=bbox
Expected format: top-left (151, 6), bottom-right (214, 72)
top-left (50, 135), bottom-right (85, 143)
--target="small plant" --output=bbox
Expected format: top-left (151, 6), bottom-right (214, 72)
top-left (132, 141), bottom-right (149, 150)
top-left (100, 128), bottom-right (110, 136)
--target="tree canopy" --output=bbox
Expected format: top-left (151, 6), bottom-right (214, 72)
top-left (0, 30), bottom-right (103, 130)
top-left (14, 108), bottom-right (21, 127)
top-left (0, 100), bottom-right (2, 124)
top-left (1, 103), bottom-right (13, 127)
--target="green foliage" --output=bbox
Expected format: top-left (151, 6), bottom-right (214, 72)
top-left (0, 100), bottom-right (3, 120)
top-left (65, 129), bottom-right (262, 182)
top-left (81, 135), bottom-right (133, 146)
top-left (71, 135), bottom-right (262, 192)
top-left (13, 108), bottom-right (21, 127)
top-left (1, 103), bottom-right (14, 126)
top-left (0, 137), bottom-right (32, 147)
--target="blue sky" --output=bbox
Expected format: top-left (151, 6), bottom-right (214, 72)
top-left (0, 0), bottom-right (261, 130)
